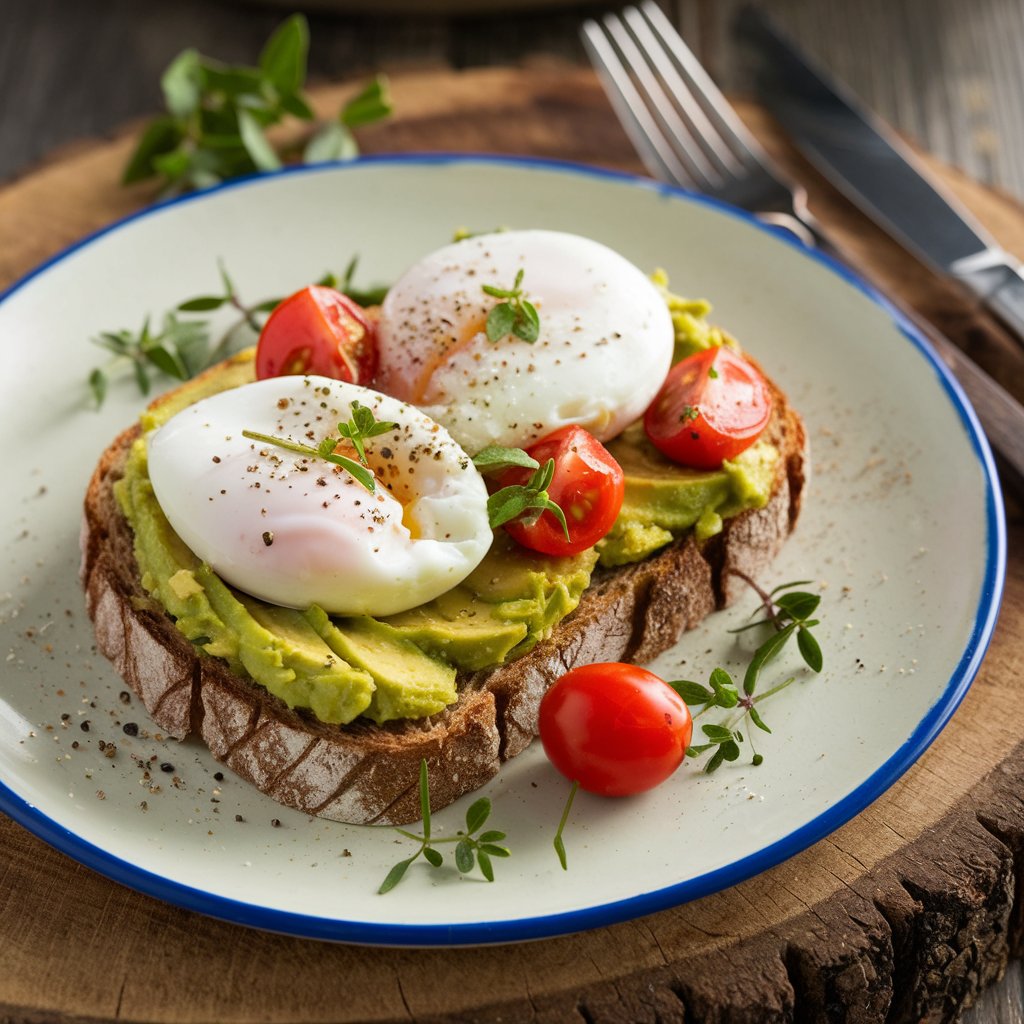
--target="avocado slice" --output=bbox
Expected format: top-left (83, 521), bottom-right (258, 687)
top-left (196, 568), bottom-right (376, 725)
top-left (306, 607), bottom-right (457, 725)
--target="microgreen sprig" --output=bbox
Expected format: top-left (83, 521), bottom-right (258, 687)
top-left (242, 399), bottom-right (396, 493)
top-left (378, 760), bottom-right (511, 893)
top-left (87, 259), bottom-right (386, 408)
top-left (482, 268), bottom-right (541, 344)
top-left (472, 445), bottom-right (570, 539)
top-left (124, 15), bottom-right (392, 197)
top-left (337, 400), bottom-right (397, 463)
top-left (668, 577), bottom-right (824, 772)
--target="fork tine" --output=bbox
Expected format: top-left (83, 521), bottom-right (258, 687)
top-left (598, 13), bottom-right (721, 190)
top-left (621, 6), bottom-right (744, 179)
top-left (581, 18), bottom-right (700, 190)
top-left (637, 0), bottom-right (766, 168)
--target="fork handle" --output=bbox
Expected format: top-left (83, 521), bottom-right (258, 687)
top-left (778, 209), bottom-right (1024, 495)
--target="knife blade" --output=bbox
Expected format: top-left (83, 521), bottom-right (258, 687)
top-left (734, 6), bottom-right (1024, 347)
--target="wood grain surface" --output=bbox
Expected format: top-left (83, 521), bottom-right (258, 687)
top-left (2, 65), bottom-right (1024, 1024)
top-left (3, 0), bottom-right (1024, 200)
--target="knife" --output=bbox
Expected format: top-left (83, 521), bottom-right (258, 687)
top-left (734, 7), bottom-right (1024, 348)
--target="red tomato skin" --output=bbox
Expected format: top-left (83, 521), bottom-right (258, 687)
top-left (644, 347), bottom-right (772, 470)
top-left (539, 663), bottom-right (693, 796)
top-left (501, 426), bottom-right (625, 557)
top-left (255, 286), bottom-right (377, 384)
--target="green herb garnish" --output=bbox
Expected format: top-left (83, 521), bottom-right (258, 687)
top-left (482, 269), bottom-right (540, 344)
top-left (669, 577), bottom-right (824, 772)
top-left (336, 400), bottom-right (397, 463)
top-left (87, 259), bottom-right (386, 407)
top-left (552, 780), bottom-right (579, 870)
top-left (472, 446), bottom-right (569, 539)
top-left (124, 15), bottom-right (392, 197)
top-left (242, 399), bottom-right (395, 494)
top-left (378, 760), bottom-right (511, 893)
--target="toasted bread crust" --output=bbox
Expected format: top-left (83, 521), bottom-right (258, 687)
top-left (81, 370), bottom-right (806, 825)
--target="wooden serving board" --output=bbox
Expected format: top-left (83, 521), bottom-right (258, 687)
top-left (2, 65), bottom-right (1023, 1024)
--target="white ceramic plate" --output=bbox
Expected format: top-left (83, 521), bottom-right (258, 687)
top-left (0, 156), bottom-right (1005, 945)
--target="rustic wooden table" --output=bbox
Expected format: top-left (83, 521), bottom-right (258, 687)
top-left (2, 3), bottom-right (1024, 1023)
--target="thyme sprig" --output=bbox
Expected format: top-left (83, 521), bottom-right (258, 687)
top-left (124, 15), bottom-right (392, 197)
top-left (337, 400), bottom-right (397, 463)
top-left (669, 577), bottom-right (824, 773)
top-left (472, 446), bottom-right (570, 539)
top-left (87, 260), bottom-right (385, 408)
top-left (482, 268), bottom-right (541, 343)
top-left (243, 399), bottom-right (395, 493)
top-left (378, 760), bottom-right (511, 893)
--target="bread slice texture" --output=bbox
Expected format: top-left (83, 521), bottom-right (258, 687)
top-left (81, 365), bottom-right (807, 825)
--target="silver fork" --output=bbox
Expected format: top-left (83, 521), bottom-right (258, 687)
top-left (581, 1), bottom-right (1024, 489)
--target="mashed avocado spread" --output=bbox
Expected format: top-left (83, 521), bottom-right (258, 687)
top-left (117, 291), bottom-right (776, 726)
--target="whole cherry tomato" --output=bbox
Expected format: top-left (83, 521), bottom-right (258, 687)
top-left (500, 425), bottom-right (625, 557)
top-left (539, 663), bottom-right (692, 796)
top-left (255, 285), bottom-right (377, 384)
top-left (644, 346), bottom-right (772, 470)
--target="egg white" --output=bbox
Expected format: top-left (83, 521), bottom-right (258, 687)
top-left (147, 376), bottom-right (492, 616)
top-left (375, 229), bottom-right (674, 453)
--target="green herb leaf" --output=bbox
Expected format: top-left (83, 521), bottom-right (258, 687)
top-left (336, 401), bottom-right (396, 466)
top-left (701, 723), bottom-right (734, 744)
top-left (669, 680), bottom-right (714, 705)
top-left (455, 839), bottom-right (475, 873)
top-left (775, 591), bottom-right (821, 620)
top-left (177, 295), bottom-right (228, 312)
top-left (797, 627), bottom-right (824, 672)
top-left (259, 14), bottom-right (308, 97)
top-left (281, 92), bottom-right (315, 120)
top-left (88, 368), bottom-right (107, 408)
top-left (708, 667), bottom-right (738, 707)
top-left (378, 856), bottom-right (416, 894)
top-left (478, 830), bottom-right (506, 843)
top-left (122, 117), bottom-right (183, 185)
top-left (143, 341), bottom-right (189, 381)
top-left (304, 121), bottom-right (358, 164)
top-left (161, 48), bottom-right (202, 118)
top-left (513, 300), bottom-right (540, 343)
top-left (472, 445), bottom-right (540, 475)
top-left (477, 850), bottom-right (495, 882)
top-left (465, 797), bottom-right (491, 835)
top-left (237, 109), bottom-right (282, 171)
top-left (743, 621), bottom-right (797, 695)
top-left (553, 780), bottom-right (578, 871)
top-left (482, 269), bottom-right (541, 344)
top-left (486, 302), bottom-right (517, 343)
top-left (748, 707), bottom-right (771, 733)
top-left (481, 844), bottom-right (511, 858)
top-left (341, 74), bottom-right (393, 129)
top-left (242, 429), bottom-right (376, 492)
top-left (423, 847), bottom-right (444, 869)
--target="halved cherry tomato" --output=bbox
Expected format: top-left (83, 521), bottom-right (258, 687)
top-left (255, 285), bottom-right (377, 384)
top-left (644, 346), bottom-right (772, 470)
top-left (500, 425), bottom-right (625, 557)
top-left (539, 663), bottom-right (692, 796)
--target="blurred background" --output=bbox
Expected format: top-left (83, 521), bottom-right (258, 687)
top-left (2, 0), bottom-right (1023, 197)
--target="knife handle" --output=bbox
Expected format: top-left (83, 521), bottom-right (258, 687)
top-left (983, 269), bottom-right (1024, 350)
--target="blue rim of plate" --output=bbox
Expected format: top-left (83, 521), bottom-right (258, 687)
top-left (0, 153), bottom-right (1007, 946)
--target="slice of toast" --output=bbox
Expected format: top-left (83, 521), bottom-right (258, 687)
top-left (80, 363), bottom-right (807, 825)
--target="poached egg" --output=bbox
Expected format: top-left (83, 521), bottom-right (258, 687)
top-left (147, 376), bottom-right (492, 616)
top-left (375, 230), bottom-right (674, 453)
